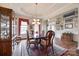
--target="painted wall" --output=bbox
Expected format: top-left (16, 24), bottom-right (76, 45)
top-left (51, 4), bottom-right (79, 43)
top-left (40, 19), bottom-right (47, 36)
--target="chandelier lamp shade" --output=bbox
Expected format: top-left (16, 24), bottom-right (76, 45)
top-left (32, 19), bottom-right (40, 24)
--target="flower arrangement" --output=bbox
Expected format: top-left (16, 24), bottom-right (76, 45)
top-left (62, 32), bottom-right (78, 44)
top-left (62, 32), bottom-right (74, 36)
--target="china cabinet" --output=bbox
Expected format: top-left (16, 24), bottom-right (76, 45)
top-left (0, 7), bottom-right (13, 56)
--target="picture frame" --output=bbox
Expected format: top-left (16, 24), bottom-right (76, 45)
top-left (65, 23), bottom-right (73, 29)
top-left (65, 17), bottom-right (73, 23)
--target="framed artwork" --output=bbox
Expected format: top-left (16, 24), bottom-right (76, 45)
top-left (65, 17), bottom-right (73, 23)
top-left (56, 18), bottom-right (61, 24)
top-left (65, 23), bottom-right (73, 29)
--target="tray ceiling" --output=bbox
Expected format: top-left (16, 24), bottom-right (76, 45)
top-left (0, 3), bottom-right (75, 19)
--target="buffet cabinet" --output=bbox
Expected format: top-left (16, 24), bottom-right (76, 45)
top-left (0, 7), bottom-right (13, 56)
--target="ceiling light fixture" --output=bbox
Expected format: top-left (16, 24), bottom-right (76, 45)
top-left (32, 3), bottom-right (40, 25)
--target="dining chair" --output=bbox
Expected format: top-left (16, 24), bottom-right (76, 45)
top-left (26, 31), bottom-right (39, 55)
top-left (40, 30), bottom-right (55, 55)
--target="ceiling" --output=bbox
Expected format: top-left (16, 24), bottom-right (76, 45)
top-left (0, 3), bottom-right (75, 19)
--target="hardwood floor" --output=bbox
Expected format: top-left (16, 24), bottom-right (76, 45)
top-left (26, 45), bottom-right (53, 56)
top-left (12, 40), bottom-right (53, 56)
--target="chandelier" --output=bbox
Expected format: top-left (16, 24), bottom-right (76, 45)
top-left (32, 3), bottom-right (40, 24)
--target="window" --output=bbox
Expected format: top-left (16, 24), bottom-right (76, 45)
top-left (20, 21), bottom-right (27, 34)
top-left (18, 18), bottom-right (29, 35)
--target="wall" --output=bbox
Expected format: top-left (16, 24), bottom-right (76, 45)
top-left (51, 4), bottom-right (79, 43)
top-left (40, 19), bottom-right (47, 36)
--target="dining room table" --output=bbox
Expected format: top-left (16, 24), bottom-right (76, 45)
top-left (30, 36), bottom-right (46, 42)
top-left (28, 36), bottom-right (47, 49)
top-left (14, 36), bottom-right (47, 48)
